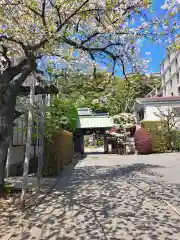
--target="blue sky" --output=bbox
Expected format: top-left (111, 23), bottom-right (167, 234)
top-left (138, 39), bottom-right (166, 73)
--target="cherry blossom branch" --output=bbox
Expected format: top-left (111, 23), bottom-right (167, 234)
top-left (0, 58), bottom-right (28, 84)
top-left (56, 0), bottom-right (90, 32)
top-left (0, 45), bottom-right (11, 67)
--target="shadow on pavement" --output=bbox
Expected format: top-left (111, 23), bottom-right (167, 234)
top-left (13, 162), bottom-right (180, 240)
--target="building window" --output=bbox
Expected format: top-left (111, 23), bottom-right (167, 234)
top-left (164, 86), bottom-right (166, 95)
top-left (171, 92), bottom-right (173, 96)
top-left (170, 79), bottom-right (172, 87)
top-left (138, 109), bottom-right (144, 121)
top-left (169, 67), bottom-right (171, 77)
top-left (168, 53), bottom-right (170, 62)
top-left (176, 58), bottom-right (178, 68)
top-left (161, 63), bottom-right (164, 73)
top-left (177, 72), bottom-right (179, 84)
top-left (178, 86), bottom-right (180, 96)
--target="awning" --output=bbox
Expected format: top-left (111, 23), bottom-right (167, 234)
top-left (136, 96), bottom-right (180, 106)
top-left (76, 116), bottom-right (114, 129)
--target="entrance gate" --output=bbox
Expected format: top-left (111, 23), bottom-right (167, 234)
top-left (74, 108), bottom-right (114, 154)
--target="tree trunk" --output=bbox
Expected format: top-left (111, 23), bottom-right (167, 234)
top-left (21, 108), bottom-right (33, 210)
top-left (0, 95), bottom-right (16, 194)
top-left (0, 133), bottom-right (11, 193)
top-left (0, 64), bottom-right (32, 195)
top-left (0, 82), bottom-right (19, 194)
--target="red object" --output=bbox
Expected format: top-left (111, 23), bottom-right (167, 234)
top-left (106, 127), bottom-right (122, 134)
top-left (134, 127), bottom-right (152, 154)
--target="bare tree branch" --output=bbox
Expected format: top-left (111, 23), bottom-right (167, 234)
top-left (122, 6), bottom-right (136, 16)
top-left (23, 2), bottom-right (42, 18)
top-left (81, 31), bottom-right (101, 45)
top-left (63, 36), bottom-right (123, 60)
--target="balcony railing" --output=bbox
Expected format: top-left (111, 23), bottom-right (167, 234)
top-left (145, 86), bottom-right (163, 98)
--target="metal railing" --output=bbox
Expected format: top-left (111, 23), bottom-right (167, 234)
top-left (145, 86), bottom-right (163, 98)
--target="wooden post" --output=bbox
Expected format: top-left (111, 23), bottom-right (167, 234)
top-left (6, 140), bottom-right (12, 177)
top-left (21, 71), bottom-right (36, 211)
top-left (81, 132), bottom-right (84, 155)
top-left (36, 94), bottom-right (45, 194)
top-left (104, 136), bottom-right (108, 153)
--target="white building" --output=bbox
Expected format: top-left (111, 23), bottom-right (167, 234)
top-left (134, 96), bottom-right (180, 125)
top-left (134, 46), bottom-right (180, 124)
top-left (161, 50), bottom-right (180, 96)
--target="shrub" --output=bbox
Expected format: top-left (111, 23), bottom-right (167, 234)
top-left (84, 138), bottom-right (89, 147)
top-left (97, 139), bottom-right (104, 146)
top-left (45, 97), bottom-right (78, 142)
top-left (141, 120), bottom-right (180, 153)
top-left (173, 131), bottom-right (180, 151)
top-left (141, 120), bottom-right (168, 153)
top-left (4, 183), bottom-right (13, 194)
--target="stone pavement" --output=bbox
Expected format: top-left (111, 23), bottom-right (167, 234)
top-left (3, 153), bottom-right (180, 239)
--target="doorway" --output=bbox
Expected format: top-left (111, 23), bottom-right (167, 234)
top-left (84, 132), bottom-right (105, 154)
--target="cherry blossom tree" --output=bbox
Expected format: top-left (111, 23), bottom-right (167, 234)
top-left (0, 0), bottom-right (179, 193)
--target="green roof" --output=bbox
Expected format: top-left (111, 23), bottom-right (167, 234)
top-left (76, 116), bottom-right (114, 129)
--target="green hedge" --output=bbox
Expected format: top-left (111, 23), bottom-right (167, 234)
top-left (173, 131), bottom-right (180, 151)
